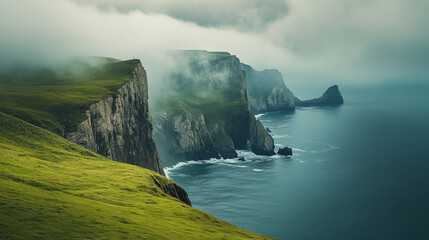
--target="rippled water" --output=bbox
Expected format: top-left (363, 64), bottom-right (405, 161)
top-left (165, 85), bottom-right (429, 240)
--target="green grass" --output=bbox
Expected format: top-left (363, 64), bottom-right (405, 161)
top-left (0, 112), bottom-right (274, 239)
top-left (0, 57), bottom-right (140, 134)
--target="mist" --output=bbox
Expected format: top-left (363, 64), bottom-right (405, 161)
top-left (1, 0), bottom-right (428, 96)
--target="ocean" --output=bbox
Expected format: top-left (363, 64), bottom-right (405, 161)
top-left (165, 84), bottom-right (429, 240)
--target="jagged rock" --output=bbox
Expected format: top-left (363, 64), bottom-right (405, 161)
top-left (266, 127), bottom-right (271, 133)
top-left (278, 147), bottom-right (293, 156)
top-left (66, 62), bottom-right (164, 175)
top-left (242, 63), bottom-right (295, 114)
top-left (153, 110), bottom-right (219, 166)
top-left (214, 132), bottom-right (238, 159)
top-left (151, 51), bottom-right (275, 165)
top-left (295, 85), bottom-right (344, 106)
top-left (249, 114), bottom-right (275, 156)
top-left (238, 156), bottom-right (245, 161)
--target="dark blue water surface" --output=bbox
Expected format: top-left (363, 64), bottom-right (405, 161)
top-left (165, 85), bottom-right (429, 240)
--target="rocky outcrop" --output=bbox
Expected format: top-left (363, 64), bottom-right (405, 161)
top-left (214, 131), bottom-right (238, 159)
top-left (249, 114), bottom-right (275, 155)
top-left (153, 110), bottom-right (219, 166)
top-left (151, 51), bottom-right (274, 165)
top-left (295, 85), bottom-right (344, 107)
top-left (242, 64), bottom-right (295, 114)
top-left (151, 175), bottom-right (191, 206)
top-left (278, 147), bottom-right (293, 156)
top-left (66, 61), bottom-right (165, 175)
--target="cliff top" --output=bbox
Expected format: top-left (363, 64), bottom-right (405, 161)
top-left (0, 57), bottom-right (141, 134)
top-left (151, 51), bottom-right (248, 123)
top-left (0, 112), bottom-right (274, 239)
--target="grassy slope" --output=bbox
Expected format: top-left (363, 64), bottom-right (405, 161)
top-left (0, 112), bottom-right (274, 239)
top-left (0, 58), bottom-right (139, 134)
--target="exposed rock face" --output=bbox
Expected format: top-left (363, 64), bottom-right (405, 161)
top-left (249, 114), bottom-right (275, 156)
top-left (151, 175), bottom-right (192, 206)
top-left (278, 146), bottom-right (293, 156)
top-left (153, 110), bottom-right (219, 166)
top-left (295, 85), bottom-right (344, 107)
top-left (66, 62), bottom-right (165, 175)
top-left (242, 63), bottom-right (295, 114)
top-left (151, 51), bottom-right (274, 165)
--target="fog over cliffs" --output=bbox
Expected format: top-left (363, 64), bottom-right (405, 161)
top-left (2, 0), bottom-right (428, 92)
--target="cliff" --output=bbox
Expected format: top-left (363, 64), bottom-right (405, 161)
top-left (0, 58), bottom-right (164, 175)
top-left (242, 63), bottom-right (295, 114)
top-left (0, 112), bottom-right (274, 239)
top-left (295, 85), bottom-right (344, 106)
top-left (153, 109), bottom-right (219, 166)
top-left (151, 51), bottom-right (274, 165)
top-left (67, 62), bottom-right (164, 175)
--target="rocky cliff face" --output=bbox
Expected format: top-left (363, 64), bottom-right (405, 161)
top-left (151, 51), bottom-right (274, 165)
top-left (249, 114), bottom-right (275, 155)
top-left (242, 64), bottom-right (295, 114)
top-left (153, 110), bottom-right (219, 166)
top-left (295, 85), bottom-right (344, 106)
top-left (67, 62), bottom-right (165, 175)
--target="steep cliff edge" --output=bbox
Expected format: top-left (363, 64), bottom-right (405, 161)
top-left (150, 51), bottom-right (274, 165)
top-left (295, 85), bottom-right (344, 106)
top-left (0, 58), bottom-right (164, 175)
top-left (153, 109), bottom-right (219, 166)
top-left (0, 112), bottom-right (274, 239)
top-left (242, 63), bottom-right (295, 114)
top-left (67, 62), bottom-right (164, 175)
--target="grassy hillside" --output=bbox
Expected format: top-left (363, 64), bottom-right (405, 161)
top-left (0, 112), bottom-right (274, 239)
top-left (0, 57), bottom-right (140, 134)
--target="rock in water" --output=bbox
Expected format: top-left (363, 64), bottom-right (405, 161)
top-left (295, 85), bottom-right (344, 106)
top-left (278, 147), bottom-right (293, 156)
top-left (249, 114), bottom-right (276, 156)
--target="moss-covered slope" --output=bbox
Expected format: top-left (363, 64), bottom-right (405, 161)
top-left (0, 112), bottom-right (274, 239)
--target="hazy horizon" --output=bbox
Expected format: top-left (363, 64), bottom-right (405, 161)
top-left (1, 0), bottom-right (428, 96)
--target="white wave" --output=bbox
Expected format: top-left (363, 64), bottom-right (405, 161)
top-left (293, 148), bottom-right (305, 152)
top-left (296, 158), bottom-right (306, 163)
top-left (271, 123), bottom-right (288, 128)
top-left (255, 113), bottom-right (266, 119)
top-left (272, 134), bottom-right (290, 139)
top-left (275, 143), bottom-right (284, 147)
top-left (253, 169), bottom-right (263, 172)
top-left (164, 157), bottom-right (250, 178)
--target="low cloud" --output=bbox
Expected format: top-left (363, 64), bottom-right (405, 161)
top-left (71, 0), bottom-right (288, 32)
top-left (1, 0), bottom-right (428, 92)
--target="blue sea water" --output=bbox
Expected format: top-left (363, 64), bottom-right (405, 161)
top-left (165, 85), bottom-right (429, 240)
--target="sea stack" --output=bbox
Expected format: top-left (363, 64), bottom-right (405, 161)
top-left (295, 85), bottom-right (344, 106)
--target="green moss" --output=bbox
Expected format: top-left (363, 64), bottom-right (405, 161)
top-left (0, 112), bottom-right (274, 239)
top-left (0, 58), bottom-right (140, 134)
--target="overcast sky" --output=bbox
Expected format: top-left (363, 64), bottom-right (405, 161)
top-left (1, 0), bottom-right (428, 92)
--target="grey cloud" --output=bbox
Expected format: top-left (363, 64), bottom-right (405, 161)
top-left (71, 0), bottom-right (288, 31)
top-left (263, 0), bottom-right (429, 85)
